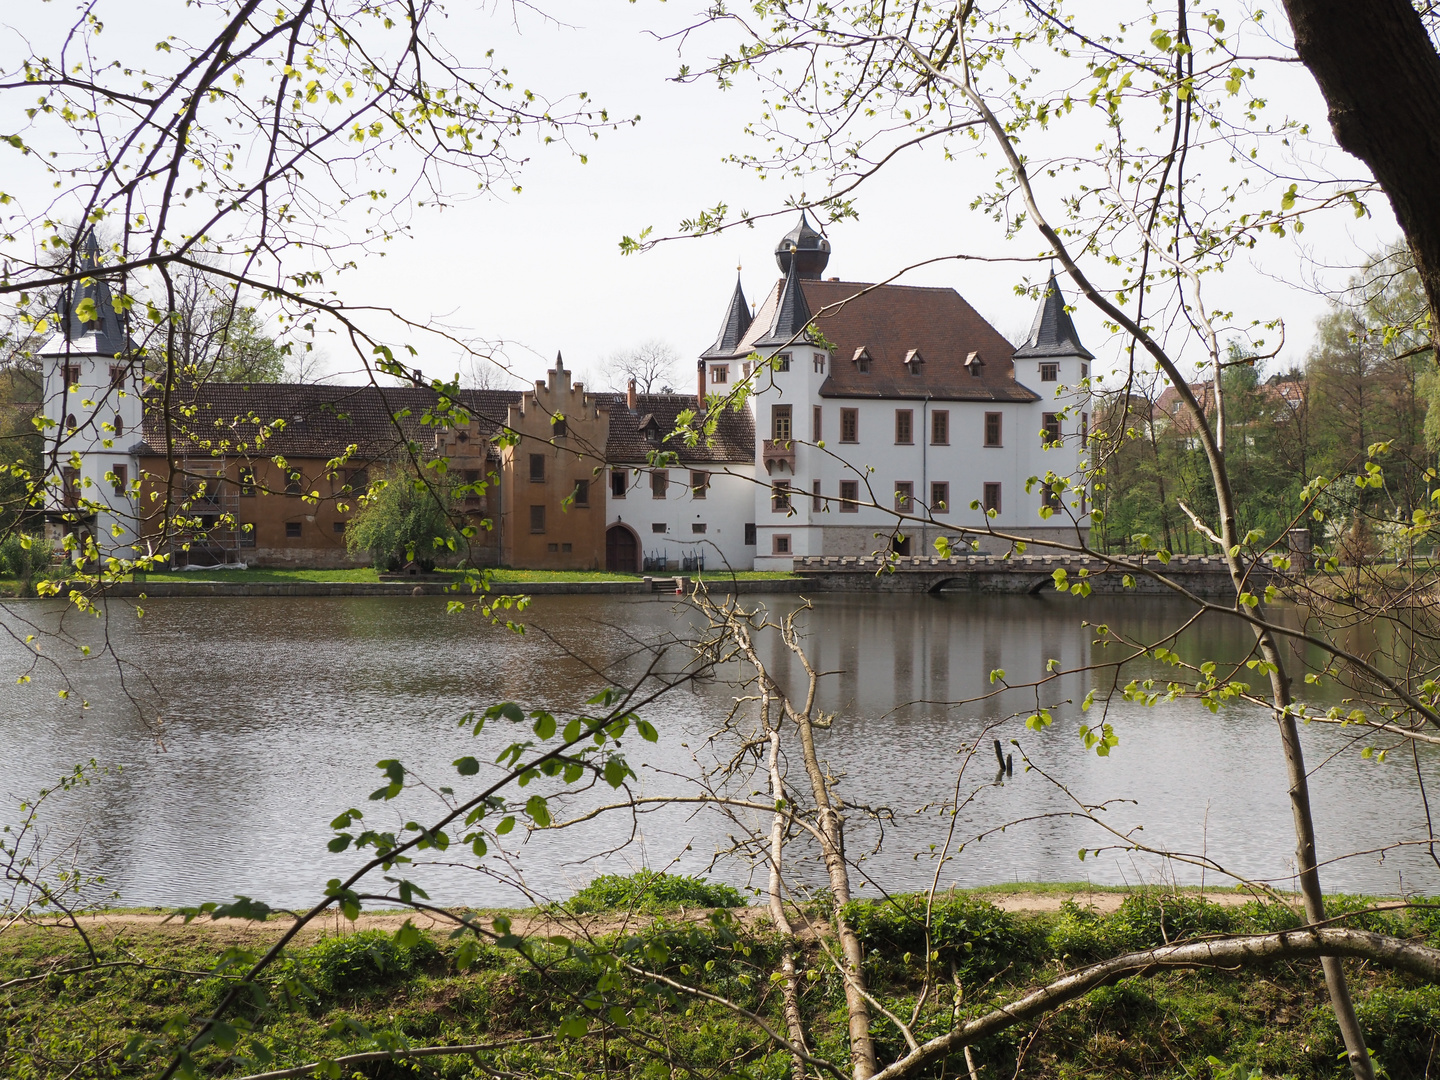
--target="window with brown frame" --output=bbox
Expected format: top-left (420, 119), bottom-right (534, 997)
top-left (984, 412), bottom-right (1003, 448)
top-left (113, 414), bottom-right (124, 438)
top-left (895, 409), bottom-right (913, 445)
top-left (771, 404), bottom-right (792, 441)
top-left (813, 352), bottom-right (826, 373)
top-left (812, 480), bottom-right (823, 512)
top-left (111, 463), bottom-right (128, 496)
top-left (691, 470), bottom-right (709, 499)
top-left (839, 480), bottom-right (859, 512)
top-left (712, 364), bottom-right (729, 384)
top-left (651, 470), bottom-right (669, 499)
top-left (529, 454), bottom-right (546, 482)
top-left (930, 481), bottom-right (948, 513)
top-left (983, 482), bottom-right (1002, 515)
top-left (611, 469), bottom-right (627, 498)
top-left (572, 479), bottom-right (589, 507)
top-left (931, 410), bottom-right (949, 445)
top-left (772, 534), bottom-right (791, 555)
top-left (775, 353), bottom-right (791, 372)
top-left (63, 364), bottom-right (80, 389)
top-left (771, 481), bottom-right (791, 513)
top-left (1040, 362), bottom-right (1059, 381)
top-left (894, 481), bottom-right (913, 513)
top-left (109, 364), bottom-right (125, 388)
top-left (840, 408), bottom-right (859, 443)
top-left (812, 406), bottom-right (822, 442)
top-left (1042, 412), bottom-right (1062, 446)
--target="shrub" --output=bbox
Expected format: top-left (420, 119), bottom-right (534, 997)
top-left (844, 893), bottom-right (1039, 980)
top-left (0, 532), bottom-right (47, 579)
top-left (305, 929), bottom-right (441, 996)
top-left (566, 870), bottom-right (746, 913)
top-left (1048, 893), bottom-right (1236, 962)
top-left (344, 468), bottom-right (457, 571)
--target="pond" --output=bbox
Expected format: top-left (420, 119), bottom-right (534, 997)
top-left (1, 591), bottom-right (1435, 908)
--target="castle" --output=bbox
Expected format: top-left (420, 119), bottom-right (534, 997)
top-left (40, 218), bottom-right (1091, 571)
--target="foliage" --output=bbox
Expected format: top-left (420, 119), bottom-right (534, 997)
top-left (565, 870), bottom-right (746, 913)
top-left (345, 469), bottom-right (458, 571)
top-left (844, 893), bottom-right (1040, 980)
top-left (302, 929), bottom-right (441, 997)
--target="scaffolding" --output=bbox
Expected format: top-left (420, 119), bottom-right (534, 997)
top-left (166, 456), bottom-right (244, 567)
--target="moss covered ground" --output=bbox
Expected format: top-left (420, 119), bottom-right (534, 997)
top-left (5, 886), bottom-right (1440, 1080)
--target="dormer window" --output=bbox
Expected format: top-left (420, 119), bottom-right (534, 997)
top-left (904, 349), bottom-right (924, 375)
top-left (638, 414), bottom-right (661, 446)
top-left (965, 350), bottom-right (984, 378)
top-left (852, 347), bottom-right (872, 374)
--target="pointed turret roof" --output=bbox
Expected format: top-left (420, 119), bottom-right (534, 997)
top-left (756, 258), bottom-right (814, 347)
top-left (1013, 271), bottom-right (1094, 361)
top-left (701, 274), bottom-right (754, 359)
top-left (44, 230), bottom-right (134, 357)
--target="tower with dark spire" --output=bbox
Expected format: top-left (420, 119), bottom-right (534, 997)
top-left (774, 211), bottom-right (831, 279)
top-left (702, 273), bottom-right (753, 360)
top-left (38, 229), bottom-right (142, 557)
top-left (1013, 271), bottom-right (1094, 362)
top-left (757, 256), bottom-right (814, 347)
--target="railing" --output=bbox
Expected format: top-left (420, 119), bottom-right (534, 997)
top-left (761, 440), bottom-right (796, 474)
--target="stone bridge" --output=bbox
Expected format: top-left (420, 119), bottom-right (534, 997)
top-left (793, 552), bottom-right (1266, 597)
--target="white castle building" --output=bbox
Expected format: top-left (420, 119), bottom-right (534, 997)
top-left (698, 214), bottom-right (1092, 569)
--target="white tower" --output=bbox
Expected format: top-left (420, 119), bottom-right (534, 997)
top-left (38, 232), bottom-right (142, 560)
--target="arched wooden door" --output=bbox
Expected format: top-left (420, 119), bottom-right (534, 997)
top-left (606, 525), bottom-right (638, 572)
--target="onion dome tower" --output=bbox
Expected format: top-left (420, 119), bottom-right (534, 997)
top-left (774, 211), bottom-right (831, 279)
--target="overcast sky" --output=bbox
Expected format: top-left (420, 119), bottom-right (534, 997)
top-left (3, 2), bottom-right (1401, 390)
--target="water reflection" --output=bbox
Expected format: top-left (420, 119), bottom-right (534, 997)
top-left (0, 591), bottom-right (1435, 908)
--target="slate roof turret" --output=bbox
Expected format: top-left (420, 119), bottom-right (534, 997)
top-left (1013, 271), bottom-right (1094, 361)
top-left (701, 273), bottom-right (754, 359)
top-left (42, 230), bottom-right (136, 358)
top-left (774, 211), bottom-right (831, 279)
top-left (756, 257), bottom-right (814, 348)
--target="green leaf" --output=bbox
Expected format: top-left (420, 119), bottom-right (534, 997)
top-left (453, 756), bottom-right (480, 776)
top-left (525, 795), bottom-right (551, 828)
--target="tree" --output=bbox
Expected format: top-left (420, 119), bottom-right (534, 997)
top-left (344, 466), bottom-right (458, 571)
top-left (601, 339), bottom-right (680, 394)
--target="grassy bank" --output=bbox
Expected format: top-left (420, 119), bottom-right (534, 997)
top-left (129, 567), bottom-right (798, 585)
top-left (5, 882), bottom-right (1439, 1080)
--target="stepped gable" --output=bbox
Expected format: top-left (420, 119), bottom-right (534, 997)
top-left (1013, 271), bottom-right (1094, 361)
top-left (139, 383), bottom-right (522, 459)
top-left (737, 278), bottom-right (1040, 402)
top-left (604, 393), bottom-right (755, 465)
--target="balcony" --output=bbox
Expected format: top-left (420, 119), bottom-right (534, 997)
top-left (762, 439), bottom-right (796, 475)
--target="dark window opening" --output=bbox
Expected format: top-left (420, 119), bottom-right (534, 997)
top-left (285, 521), bottom-right (302, 538)
top-left (840, 408), bottom-right (859, 443)
top-left (529, 453), bottom-right (546, 483)
top-left (651, 522), bottom-right (667, 533)
top-left (839, 480), bottom-right (859, 511)
top-left (692, 522), bottom-right (707, 534)
top-left (285, 469), bottom-right (303, 496)
top-left (691, 470), bottom-right (709, 498)
top-left (1042, 412), bottom-right (1062, 446)
top-left (984, 412), bottom-right (1002, 448)
top-left (772, 481), bottom-right (792, 513)
top-left (651, 470), bottom-right (669, 498)
top-left (530, 504), bottom-right (546, 533)
top-left (552, 416), bottom-right (567, 438)
top-left (239, 467), bottom-right (255, 496)
top-left (113, 415), bottom-right (125, 438)
top-left (111, 463), bottom-right (128, 496)
top-left (572, 479), bottom-right (589, 507)
top-left (611, 469), bottom-right (627, 498)
top-left (771, 405), bottom-right (793, 442)
top-left (930, 481), bottom-right (948, 514)
top-left (983, 482), bottom-right (1002, 514)
top-left (744, 523), bottom-right (757, 545)
top-left (931, 410), bottom-right (949, 445)
top-left (775, 353), bottom-right (791, 372)
top-left (895, 409), bottom-right (913, 445)
top-left (812, 480), bottom-right (823, 512)
top-left (1040, 362), bottom-right (1059, 382)
top-left (894, 481), bottom-right (913, 513)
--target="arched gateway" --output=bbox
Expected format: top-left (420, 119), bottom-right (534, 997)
top-left (605, 524), bottom-right (638, 572)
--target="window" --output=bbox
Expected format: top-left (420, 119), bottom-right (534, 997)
top-left (772, 481), bottom-right (792, 512)
top-left (562, 543), bottom-right (572, 552)
top-left (895, 409), bottom-right (913, 445)
top-left (572, 479), bottom-right (589, 507)
top-left (285, 521), bottom-right (302, 538)
top-left (651, 469), bottom-right (669, 498)
top-left (812, 406), bottom-right (822, 442)
top-left (239, 524), bottom-right (256, 548)
top-left (856, 353), bottom-right (871, 373)
top-left (1040, 362), bottom-right (1059, 381)
top-left (111, 463), bottom-right (128, 496)
top-left (285, 468), bottom-right (303, 496)
top-left (772, 534), bottom-right (791, 555)
top-left (691, 470), bottom-right (709, 499)
top-left (931, 410), bottom-right (949, 445)
top-left (775, 353), bottom-right (791, 372)
top-left (1042, 412), bottom-right (1062, 446)
top-left (812, 480), bottom-right (823, 512)
top-left (530, 504), bottom-right (546, 533)
top-left (113, 414), bottom-right (124, 438)
top-left (109, 364), bottom-right (125, 388)
top-left (63, 364), bottom-right (80, 389)
top-left (239, 467), bottom-right (255, 496)
top-left (552, 416), bottom-right (567, 438)
top-left (771, 405), bottom-right (792, 441)
top-left (692, 522), bottom-right (708, 534)
top-left (744, 522), bottom-right (757, 545)
top-left (712, 364), bottom-right (729, 384)
top-left (840, 408), bottom-right (859, 443)
top-left (62, 466), bottom-right (80, 507)
top-left (529, 454), bottom-right (546, 483)
top-left (462, 468), bottom-right (481, 506)
top-left (839, 479), bottom-right (859, 512)
top-left (611, 469), bottom-right (627, 498)
top-left (333, 521), bottom-right (346, 533)
top-left (548, 542), bottom-right (560, 552)
top-left (813, 352), bottom-right (826, 373)
top-left (930, 481), bottom-right (948, 513)
top-left (1081, 363), bottom-right (1089, 380)
top-left (894, 481), bottom-right (913, 513)
top-left (1041, 482), bottom-right (1062, 512)
top-left (347, 468), bottom-right (369, 494)
top-left (984, 412), bottom-right (1003, 448)
top-left (742, 361), bottom-right (753, 379)
top-left (65, 413), bottom-right (76, 431)
top-left (651, 522), bottom-right (666, 534)
top-left (983, 482), bottom-right (1002, 515)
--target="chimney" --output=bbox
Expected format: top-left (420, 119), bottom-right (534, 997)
top-left (627, 377), bottom-right (637, 411)
top-left (697, 360), bottom-right (706, 411)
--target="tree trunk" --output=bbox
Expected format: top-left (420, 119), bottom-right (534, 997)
top-left (767, 728), bottom-right (812, 1080)
top-left (1283, 0), bottom-right (1440, 329)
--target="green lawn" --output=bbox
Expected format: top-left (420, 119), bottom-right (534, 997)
top-left (131, 567), bottom-right (798, 584)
